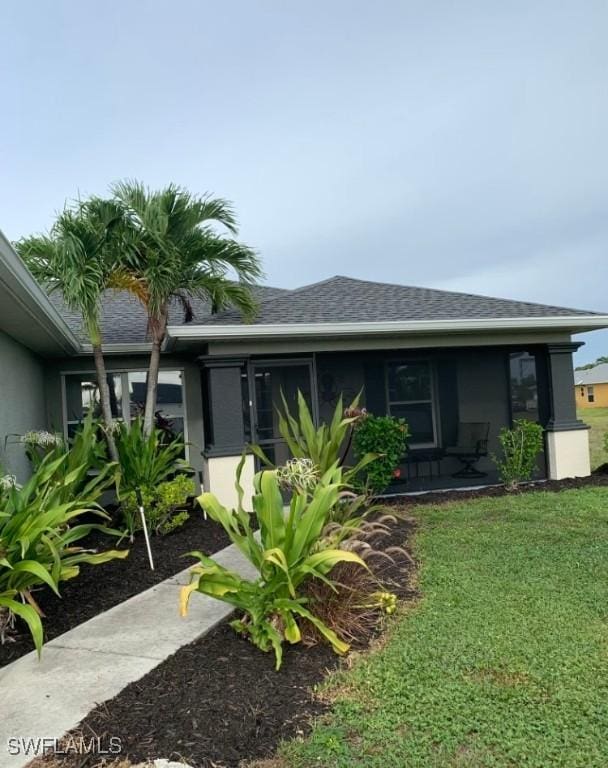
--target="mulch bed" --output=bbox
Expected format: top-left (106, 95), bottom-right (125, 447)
top-left (37, 518), bottom-right (416, 768)
top-left (0, 507), bottom-right (229, 669)
top-left (383, 470), bottom-right (608, 507)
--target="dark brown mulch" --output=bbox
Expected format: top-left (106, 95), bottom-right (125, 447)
top-left (0, 508), bottom-right (229, 669)
top-left (383, 470), bottom-right (608, 507)
top-left (38, 518), bottom-right (416, 768)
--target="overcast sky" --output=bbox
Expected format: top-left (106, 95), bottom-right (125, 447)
top-left (2, 1), bottom-right (607, 363)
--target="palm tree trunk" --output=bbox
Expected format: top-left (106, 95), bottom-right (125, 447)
top-left (92, 342), bottom-right (119, 462)
top-left (143, 309), bottom-right (168, 436)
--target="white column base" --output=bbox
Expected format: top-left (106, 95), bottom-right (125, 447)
top-left (202, 454), bottom-right (256, 510)
top-left (545, 429), bottom-right (591, 480)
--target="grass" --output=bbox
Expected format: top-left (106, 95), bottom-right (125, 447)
top-left (282, 488), bottom-right (608, 768)
top-left (578, 407), bottom-right (608, 470)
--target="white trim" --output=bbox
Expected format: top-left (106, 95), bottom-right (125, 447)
top-left (166, 315), bottom-right (608, 341)
top-left (79, 342), bottom-right (155, 355)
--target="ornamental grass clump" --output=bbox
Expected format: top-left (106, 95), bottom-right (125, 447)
top-left (494, 418), bottom-right (545, 491)
top-left (181, 459), bottom-right (368, 670)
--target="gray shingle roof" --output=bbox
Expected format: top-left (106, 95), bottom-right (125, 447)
top-left (574, 363), bottom-right (608, 385)
top-left (48, 275), bottom-right (602, 344)
top-left (207, 275), bottom-right (601, 325)
top-left (48, 285), bottom-right (288, 344)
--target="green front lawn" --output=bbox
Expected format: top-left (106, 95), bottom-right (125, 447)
top-left (578, 407), bottom-right (608, 470)
top-left (282, 488), bottom-right (608, 768)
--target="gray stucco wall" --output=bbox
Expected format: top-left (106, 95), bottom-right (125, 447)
top-left (0, 329), bottom-right (47, 481)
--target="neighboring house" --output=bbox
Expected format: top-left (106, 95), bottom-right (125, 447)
top-left (2, 228), bottom-right (608, 499)
top-left (574, 364), bottom-right (608, 408)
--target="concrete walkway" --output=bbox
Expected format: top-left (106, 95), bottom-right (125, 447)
top-left (0, 542), bottom-right (257, 768)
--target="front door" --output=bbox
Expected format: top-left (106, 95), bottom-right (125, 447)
top-left (251, 360), bottom-right (315, 466)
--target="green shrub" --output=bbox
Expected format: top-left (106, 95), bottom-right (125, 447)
top-left (250, 390), bottom-right (376, 484)
top-left (120, 474), bottom-right (194, 537)
top-left (181, 459), bottom-right (366, 670)
top-left (0, 453), bottom-right (128, 653)
top-left (493, 419), bottom-right (545, 490)
top-left (115, 417), bottom-right (192, 539)
top-left (353, 414), bottom-right (410, 493)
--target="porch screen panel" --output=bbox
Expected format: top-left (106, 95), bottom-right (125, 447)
top-left (509, 352), bottom-right (539, 422)
top-left (387, 361), bottom-right (436, 446)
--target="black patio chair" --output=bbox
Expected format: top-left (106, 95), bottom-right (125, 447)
top-left (445, 422), bottom-right (490, 478)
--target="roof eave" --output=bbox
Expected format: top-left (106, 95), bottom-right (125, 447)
top-left (0, 229), bottom-right (81, 356)
top-left (166, 315), bottom-right (608, 342)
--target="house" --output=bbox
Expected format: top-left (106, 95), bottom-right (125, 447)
top-left (574, 364), bottom-right (608, 408)
top-left (2, 228), bottom-right (608, 499)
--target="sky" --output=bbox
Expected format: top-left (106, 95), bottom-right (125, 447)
top-left (1, 1), bottom-right (607, 364)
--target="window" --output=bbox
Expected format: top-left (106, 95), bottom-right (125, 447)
top-left (386, 360), bottom-right (436, 446)
top-left (509, 352), bottom-right (539, 422)
top-left (63, 370), bottom-right (186, 442)
top-left (587, 385), bottom-right (595, 404)
top-left (65, 373), bottom-right (123, 438)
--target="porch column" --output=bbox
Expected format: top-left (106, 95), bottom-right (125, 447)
top-left (201, 359), bottom-right (255, 509)
top-left (544, 343), bottom-right (590, 480)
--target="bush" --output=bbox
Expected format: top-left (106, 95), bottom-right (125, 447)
top-left (250, 390), bottom-right (376, 485)
top-left (493, 419), bottom-right (544, 491)
top-left (0, 453), bottom-right (128, 653)
top-left (353, 414), bottom-right (409, 493)
top-left (181, 460), bottom-right (367, 670)
top-left (120, 474), bottom-right (194, 537)
top-left (115, 417), bottom-right (192, 539)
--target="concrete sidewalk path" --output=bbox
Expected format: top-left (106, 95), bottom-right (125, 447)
top-left (0, 543), bottom-right (257, 768)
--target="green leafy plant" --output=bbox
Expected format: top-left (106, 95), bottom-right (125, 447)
top-left (493, 419), bottom-right (545, 491)
top-left (181, 459), bottom-right (367, 670)
top-left (115, 417), bottom-right (189, 489)
top-left (20, 430), bottom-right (64, 469)
top-left (23, 413), bottom-right (114, 506)
top-left (0, 453), bottom-right (128, 653)
top-left (353, 414), bottom-right (410, 493)
top-left (120, 474), bottom-right (194, 537)
top-left (250, 390), bottom-right (375, 484)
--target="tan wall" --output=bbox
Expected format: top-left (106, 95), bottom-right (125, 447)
top-left (546, 428), bottom-right (591, 479)
top-left (202, 454), bottom-right (255, 511)
top-left (575, 382), bottom-right (608, 408)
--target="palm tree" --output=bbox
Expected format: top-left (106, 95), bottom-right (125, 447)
top-left (109, 180), bottom-right (262, 435)
top-left (16, 201), bottom-right (122, 461)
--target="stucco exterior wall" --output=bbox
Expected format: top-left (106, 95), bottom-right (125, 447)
top-left (0, 330), bottom-right (47, 481)
top-left (574, 382), bottom-right (608, 409)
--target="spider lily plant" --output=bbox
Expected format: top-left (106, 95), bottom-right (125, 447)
top-left (181, 459), bottom-right (367, 669)
top-left (0, 454), bottom-right (128, 654)
top-left (249, 390), bottom-right (377, 485)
